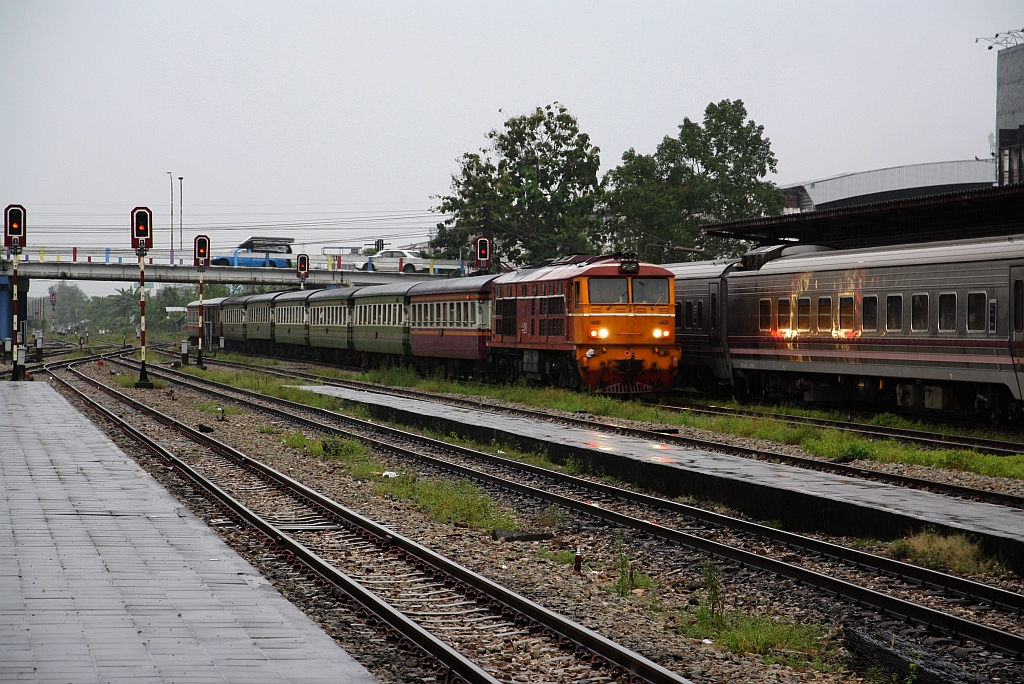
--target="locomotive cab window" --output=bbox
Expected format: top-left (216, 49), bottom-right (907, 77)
top-left (797, 297), bottom-right (811, 330)
top-left (967, 292), bottom-right (986, 332)
top-left (886, 295), bottom-right (903, 332)
top-left (817, 297), bottom-right (832, 332)
top-left (775, 298), bottom-right (789, 329)
top-left (588, 277), bottom-right (629, 304)
top-left (939, 293), bottom-right (956, 332)
top-left (911, 294), bottom-right (929, 332)
top-left (634, 278), bottom-right (670, 304)
top-left (862, 295), bottom-right (878, 332)
top-left (759, 299), bottom-right (772, 331)
top-left (839, 296), bottom-right (854, 330)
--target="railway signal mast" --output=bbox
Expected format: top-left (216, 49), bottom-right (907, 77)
top-left (5, 205), bottom-right (26, 380)
top-left (296, 253), bottom-right (309, 289)
top-left (131, 207), bottom-right (154, 388)
top-left (194, 235), bottom-right (210, 368)
top-left (49, 291), bottom-right (56, 334)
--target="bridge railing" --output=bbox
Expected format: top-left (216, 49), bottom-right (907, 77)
top-left (2, 247), bottom-right (470, 275)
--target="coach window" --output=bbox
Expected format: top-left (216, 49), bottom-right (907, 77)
top-left (862, 296), bottom-right (877, 332)
top-left (817, 297), bottom-right (832, 332)
top-left (938, 293), bottom-right (956, 332)
top-left (696, 300), bottom-right (704, 329)
top-left (759, 299), bottom-right (772, 331)
top-left (967, 292), bottom-right (986, 332)
top-left (911, 294), bottom-right (929, 332)
top-left (797, 297), bottom-right (811, 330)
top-left (684, 301), bottom-right (693, 330)
top-left (839, 296), bottom-right (854, 330)
top-left (886, 295), bottom-right (903, 332)
top-left (989, 299), bottom-right (998, 333)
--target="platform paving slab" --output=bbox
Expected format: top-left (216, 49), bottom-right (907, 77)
top-left (0, 381), bottom-right (379, 684)
top-left (297, 383), bottom-right (1024, 570)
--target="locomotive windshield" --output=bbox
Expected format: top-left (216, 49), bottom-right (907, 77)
top-left (589, 278), bottom-right (629, 304)
top-left (633, 278), bottom-right (669, 304)
top-left (588, 277), bottom-right (670, 304)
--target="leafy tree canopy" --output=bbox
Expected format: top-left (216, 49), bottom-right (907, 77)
top-left (431, 103), bottom-right (602, 266)
top-left (596, 99), bottom-right (784, 263)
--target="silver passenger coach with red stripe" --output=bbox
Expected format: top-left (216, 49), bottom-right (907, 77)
top-left (668, 235), bottom-right (1024, 421)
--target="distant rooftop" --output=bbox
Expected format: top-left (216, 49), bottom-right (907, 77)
top-left (703, 183), bottom-right (1024, 250)
top-left (783, 159), bottom-right (996, 211)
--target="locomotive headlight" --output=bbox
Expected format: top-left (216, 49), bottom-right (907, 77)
top-left (590, 329), bottom-right (598, 338)
top-left (653, 329), bottom-right (663, 338)
top-left (598, 328), bottom-right (609, 339)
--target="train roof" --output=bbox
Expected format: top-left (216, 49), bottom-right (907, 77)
top-left (221, 295), bottom-right (259, 307)
top-left (243, 291), bottom-right (292, 305)
top-left (273, 289), bottom-right (316, 303)
top-left (185, 296), bottom-right (231, 309)
top-left (735, 233), bottom-right (1024, 278)
top-left (351, 282), bottom-right (419, 298)
top-left (663, 260), bottom-right (739, 280)
top-left (408, 274), bottom-right (499, 296)
top-left (493, 256), bottom-right (673, 286)
top-left (307, 286), bottom-right (364, 302)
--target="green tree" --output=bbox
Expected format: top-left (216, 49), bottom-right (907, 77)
top-left (597, 99), bottom-right (785, 263)
top-left (432, 103), bottom-right (602, 265)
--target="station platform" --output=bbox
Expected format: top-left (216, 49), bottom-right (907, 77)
top-left (299, 384), bottom-right (1024, 570)
top-left (0, 381), bottom-right (378, 684)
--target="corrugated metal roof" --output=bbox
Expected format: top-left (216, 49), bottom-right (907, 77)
top-left (783, 160), bottom-right (996, 207)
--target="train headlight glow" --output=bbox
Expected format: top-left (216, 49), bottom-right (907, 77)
top-left (653, 329), bottom-right (663, 338)
top-left (598, 328), bottom-right (609, 339)
top-left (590, 329), bottom-right (598, 338)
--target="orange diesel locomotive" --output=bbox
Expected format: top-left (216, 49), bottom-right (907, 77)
top-left (489, 255), bottom-right (679, 392)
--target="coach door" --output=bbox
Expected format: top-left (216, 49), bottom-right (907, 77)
top-left (1011, 266), bottom-right (1024, 397)
top-left (708, 282), bottom-right (732, 381)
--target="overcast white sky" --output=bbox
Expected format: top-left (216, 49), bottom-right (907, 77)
top-left (1, 1), bottom-right (1019, 295)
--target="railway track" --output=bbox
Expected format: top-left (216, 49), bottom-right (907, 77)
top-left (50, 359), bottom-right (689, 684)
top-left (158, 351), bottom-right (1024, 511)
top-left (94, 354), bottom-right (1024, 666)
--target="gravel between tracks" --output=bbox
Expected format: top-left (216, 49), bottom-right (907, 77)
top-left (51, 363), bottom-right (1024, 683)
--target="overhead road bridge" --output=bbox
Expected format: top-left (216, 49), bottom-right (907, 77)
top-left (0, 261), bottom-right (452, 287)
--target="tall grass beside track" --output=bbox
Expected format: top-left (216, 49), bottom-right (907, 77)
top-left (182, 362), bottom-right (1024, 480)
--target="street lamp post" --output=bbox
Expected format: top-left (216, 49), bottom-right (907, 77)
top-left (168, 171), bottom-right (174, 263)
top-left (178, 176), bottom-right (183, 253)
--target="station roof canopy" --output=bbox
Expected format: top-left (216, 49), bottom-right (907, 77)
top-left (702, 184), bottom-right (1024, 250)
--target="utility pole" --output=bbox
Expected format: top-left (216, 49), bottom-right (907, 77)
top-left (168, 171), bottom-right (174, 262)
top-left (178, 176), bottom-right (183, 252)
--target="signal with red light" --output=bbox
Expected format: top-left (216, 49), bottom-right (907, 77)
top-left (131, 207), bottom-right (154, 249)
top-left (4, 204), bottom-right (26, 248)
top-left (296, 253), bottom-right (310, 278)
top-left (194, 234), bottom-right (211, 268)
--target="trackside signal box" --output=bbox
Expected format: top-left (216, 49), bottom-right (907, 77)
top-left (194, 235), bottom-right (211, 268)
top-left (296, 254), bottom-right (310, 279)
top-left (475, 236), bottom-right (490, 270)
top-left (5, 204), bottom-right (26, 248)
top-left (131, 207), bottom-right (154, 249)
